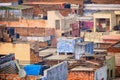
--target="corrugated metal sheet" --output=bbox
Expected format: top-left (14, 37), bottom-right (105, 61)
top-left (0, 60), bottom-right (18, 74)
top-left (0, 54), bottom-right (15, 65)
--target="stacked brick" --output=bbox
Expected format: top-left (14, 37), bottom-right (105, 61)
top-left (68, 71), bottom-right (94, 80)
top-left (0, 74), bottom-right (38, 80)
top-left (0, 74), bottom-right (21, 80)
top-left (30, 49), bottom-right (42, 64)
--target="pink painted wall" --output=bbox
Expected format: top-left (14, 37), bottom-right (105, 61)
top-left (80, 21), bottom-right (94, 30)
top-left (71, 22), bottom-right (80, 37)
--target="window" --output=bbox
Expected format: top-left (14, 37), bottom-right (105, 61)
top-left (110, 70), bottom-right (113, 78)
top-left (55, 20), bottom-right (60, 30)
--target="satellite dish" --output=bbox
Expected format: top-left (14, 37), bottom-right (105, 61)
top-left (18, 69), bottom-right (26, 78)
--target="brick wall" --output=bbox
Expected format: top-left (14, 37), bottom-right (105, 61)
top-left (15, 27), bottom-right (45, 36)
top-left (0, 74), bottom-right (21, 80)
top-left (25, 4), bottom-right (75, 16)
top-left (44, 60), bottom-right (63, 66)
top-left (0, 0), bottom-right (17, 3)
top-left (99, 43), bottom-right (111, 49)
top-left (68, 71), bottom-right (94, 80)
top-left (92, 0), bottom-right (120, 4)
top-left (0, 74), bottom-right (38, 80)
top-left (0, 19), bottom-right (46, 28)
top-left (14, 27), bottom-right (55, 37)
top-left (39, 41), bottom-right (48, 48)
top-left (24, 0), bottom-right (83, 16)
top-left (24, 0), bottom-right (83, 4)
top-left (30, 49), bottom-right (42, 64)
top-left (107, 47), bottom-right (120, 53)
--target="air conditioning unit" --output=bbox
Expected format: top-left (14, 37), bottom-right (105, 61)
top-left (38, 14), bottom-right (43, 19)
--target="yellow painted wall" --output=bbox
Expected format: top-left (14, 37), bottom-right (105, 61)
top-left (0, 42), bottom-right (30, 64)
top-left (93, 12), bottom-right (116, 32)
top-left (47, 11), bottom-right (74, 38)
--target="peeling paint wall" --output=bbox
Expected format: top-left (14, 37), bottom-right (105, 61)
top-left (44, 61), bottom-right (68, 80)
top-left (94, 66), bottom-right (107, 80)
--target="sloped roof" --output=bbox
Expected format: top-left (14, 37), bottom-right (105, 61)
top-left (111, 41), bottom-right (120, 48)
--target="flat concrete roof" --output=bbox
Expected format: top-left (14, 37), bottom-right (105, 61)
top-left (39, 48), bottom-right (56, 53)
top-left (76, 41), bottom-right (92, 45)
top-left (44, 55), bottom-right (74, 60)
top-left (39, 48), bottom-right (56, 57)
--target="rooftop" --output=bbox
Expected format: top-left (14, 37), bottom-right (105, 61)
top-left (84, 4), bottom-right (120, 10)
top-left (23, 2), bottom-right (66, 5)
top-left (70, 66), bottom-right (96, 71)
top-left (113, 43), bottom-right (120, 48)
top-left (39, 48), bottom-right (56, 58)
top-left (45, 55), bottom-right (73, 60)
top-left (76, 41), bottom-right (92, 45)
top-left (0, 5), bottom-right (33, 10)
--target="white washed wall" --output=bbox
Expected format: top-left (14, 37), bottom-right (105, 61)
top-left (44, 61), bottom-right (68, 80)
top-left (94, 66), bottom-right (107, 80)
top-left (20, 36), bottom-right (51, 42)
